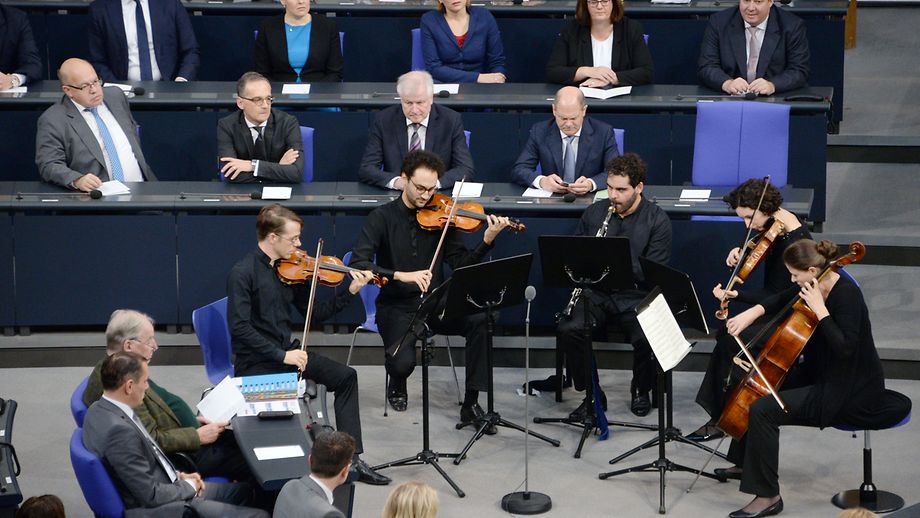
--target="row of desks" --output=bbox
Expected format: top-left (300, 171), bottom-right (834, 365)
top-left (0, 181), bottom-right (812, 330)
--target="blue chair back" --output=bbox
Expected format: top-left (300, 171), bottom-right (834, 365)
top-left (339, 31), bottom-right (345, 56)
top-left (192, 297), bottom-right (234, 385)
top-left (838, 267), bottom-right (859, 287)
top-left (411, 28), bottom-right (424, 71)
top-left (343, 251), bottom-right (379, 333)
top-left (536, 127), bottom-right (624, 175)
top-left (71, 377), bottom-right (90, 427)
top-left (301, 125), bottom-right (315, 182)
top-left (71, 428), bottom-right (126, 518)
top-left (691, 101), bottom-right (790, 187)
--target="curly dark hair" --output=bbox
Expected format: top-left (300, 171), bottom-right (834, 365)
top-left (723, 179), bottom-right (783, 215)
top-left (606, 153), bottom-right (647, 187)
top-left (401, 150), bottom-right (445, 179)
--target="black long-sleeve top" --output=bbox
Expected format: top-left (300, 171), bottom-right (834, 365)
top-left (734, 225), bottom-right (811, 305)
top-left (227, 247), bottom-right (355, 375)
top-left (349, 197), bottom-right (493, 305)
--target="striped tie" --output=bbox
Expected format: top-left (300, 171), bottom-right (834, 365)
top-left (746, 26), bottom-right (761, 83)
top-left (86, 107), bottom-right (125, 182)
top-left (408, 123), bottom-right (421, 152)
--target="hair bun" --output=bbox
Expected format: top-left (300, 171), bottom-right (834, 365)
top-left (816, 239), bottom-right (839, 261)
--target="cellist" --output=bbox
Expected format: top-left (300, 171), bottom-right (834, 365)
top-left (688, 179), bottom-right (811, 442)
top-left (717, 239), bottom-right (886, 518)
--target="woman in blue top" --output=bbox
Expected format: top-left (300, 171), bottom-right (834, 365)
top-left (420, 0), bottom-right (507, 84)
top-left (254, 0), bottom-right (343, 83)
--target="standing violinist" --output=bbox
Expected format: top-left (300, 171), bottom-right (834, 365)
top-left (349, 150), bottom-right (512, 431)
top-left (717, 239), bottom-right (886, 518)
top-left (226, 203), bottom-right (391, 485)
top-left (687, 179), bottom-right (810, 442)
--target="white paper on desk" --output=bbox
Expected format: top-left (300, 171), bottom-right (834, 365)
top-left (651, 0), bottom-right (691, 4)
top-left (282, 83), bottom-right (311, 95)
top-left (451, 182), bottom-right (482, 198)
top-left (0, 86), bottom-right (27, 93)
top-left (97, 180), bottom-right (131, 196)
top-left (196, 376), bottom-right (246, 423)
top-left (260, 186), bottom-right (292, 200)
top-left (434, 83), bottom-right (460, 95)
top-left (580, 86), bottom-right (631, 100)
top-left (522, 188), bottom-right (552, 198)
top-left (104, 82), bottom-right (133, 93)
top-left (636, 293), bottom-right (693, 372)
top-left (679, 188), bottom-right (711, 201)
top-left (253, 445), bottom-right (305, 461)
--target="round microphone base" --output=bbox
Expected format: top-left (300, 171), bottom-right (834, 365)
top-left (501, 491), bottom-right (552, 515)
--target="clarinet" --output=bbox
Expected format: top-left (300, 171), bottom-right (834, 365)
top-left (558, 204), bottom-right (617, 319)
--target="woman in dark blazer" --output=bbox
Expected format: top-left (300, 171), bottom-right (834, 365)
top-left (420, 0), bottom-right (506, 83)
top-left (545, 0), bottom-right (653, 87)
top-left (254, 0), bottom-right (343, 83)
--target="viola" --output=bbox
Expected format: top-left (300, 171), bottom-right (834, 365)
top-left (276, 249), bottom-right (388, 287)
top-left (716, 241), bottom-right (866, 440)
top-left (416, 193), bottom-right (526, 233)
top-left (715, 218), bottom-right (785, 320)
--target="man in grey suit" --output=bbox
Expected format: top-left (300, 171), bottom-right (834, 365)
top-left (35, 58), bottom-right (155, 192)
top-left (83, 351), bottom-right (268, 518)
top-left (274, 431), bottom-right (354, 518)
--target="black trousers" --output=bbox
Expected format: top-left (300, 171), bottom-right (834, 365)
top-left (556, 291), bottom-right (656, 395)
top-left (195, 430), bottom-right (252, 482)
top-left (377, 300), bottom-right (490, 393)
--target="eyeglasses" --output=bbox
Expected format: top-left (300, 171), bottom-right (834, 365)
top-left (586, 0), bottom-right (611, 6)
top-left (239, 95), bottom-right (274, 105)
top-left (65, 78), bottom-right (102, 91)
top-left (129, 335), bottom-right (156, 347)
top-left (408, 179), bottom-right (438, 195)
top-left (275, 233), bottom-right (302, 245)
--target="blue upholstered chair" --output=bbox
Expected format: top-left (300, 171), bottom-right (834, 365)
top-left (300, 126), bottom-right (315, 182)
top-left (71, 427), bottom-right (126, 518)
top-left (71, 377), bottom-right (90, 427)
top-left (411, 28), bottom-right (424, 72)
top-left (192, 297), bottom-right (234, 385)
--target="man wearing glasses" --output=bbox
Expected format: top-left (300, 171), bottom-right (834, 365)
top-left (358, 70), bottom-right (474, 190)
top-left (217, 71), bottom-right (304, 183)
top-left (35, 58), bottom-right (155, 191)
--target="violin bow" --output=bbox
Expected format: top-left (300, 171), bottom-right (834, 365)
top-left (424, 178), bottom-right (464, 294)
top-left (298, 239), bottom-right (324, 370)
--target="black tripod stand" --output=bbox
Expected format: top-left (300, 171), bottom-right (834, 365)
top-left (372, 282), bottom-right (465, 497)
top-left (449, 255), bottom-right (560, 464)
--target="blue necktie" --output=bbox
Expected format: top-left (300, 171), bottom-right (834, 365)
top-left (86, 107), bottom-right (126, 182)
top-left (563, 135), bottom-right (576, 183)
top-left (135, 0), bottom-right (153, 81)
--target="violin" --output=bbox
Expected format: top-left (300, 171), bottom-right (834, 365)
top-left (276, 249), bottom-right (388, 287)
top-left (416, 193), bottom-right (526, 233)
top-left (716, 241), bottom-right (866, 440)
top-left (715, 217), bottom-right (785, 320)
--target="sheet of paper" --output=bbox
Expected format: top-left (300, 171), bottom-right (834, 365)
top-left (636, 293), bottom-right (693, 372)
top-left (651, 0), bottom-right (691, 4)
top-left (0, 86), bottom-right (27, 93)
top-left (261, 186), bottom-right (292, 200)
top-left (433, 83), bottom-right (460, 95)
top-left (451, 182), bottom-right (482, 198)
top-left (253, 445), bottom-right (305, 461)
top-left (281, 83), bottom-right (311, 95)
top-left (580, 86), bottom-right (632, 100)
top-left (679, 188), bottom-right (712, 201)
top-left (196, 375), bottom-right (246, 423)
top-left (104, 82), bottom-right (133, 93)
top-left (522, 188), bottom-right (552, 198)
top-left (594, 189), bottom-right (608, 200)
top-left (97, 180), bottom-right (131, 196)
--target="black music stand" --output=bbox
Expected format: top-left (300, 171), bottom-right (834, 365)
top-left (534, 236), bottom-right (656, 459)
top-left (371, 280), bottom-right (466, 497)
top-left (448, 254), bottom-right (561, 464)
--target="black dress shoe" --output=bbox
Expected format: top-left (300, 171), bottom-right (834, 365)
top-left (459, 403), bottom-right (496, 435)
top-left (714, 467), bottom-right (743, 482)
top-left (351, 458), bottom-right (391, 486)
top-left (568, 392), bottom-right (608, 421)
top-left (387, 391), bottom-right (407, 412)
top-left (728, 498), bottom-right (783, 518)
top-left (630, 392), bottom-right (652, 417)
top-left (686, 423), bottom-right (725, 442)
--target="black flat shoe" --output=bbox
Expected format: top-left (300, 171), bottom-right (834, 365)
top-left (728, 498), bottom-right (783, 518)
top-left (714, 467), bottom-right (743, 482)
top-left (687, 423), bottom-right (725, 442)
top-left (459, 403), bottom-right (496, 435)
top-left (387, 391), bottom-right (407, 412)
top-left (630, 392), bottom-right (651, 417)
top-left (568, 392), bottom-right (608, 421)
top-left (352, 458), bottom-right (391, 486)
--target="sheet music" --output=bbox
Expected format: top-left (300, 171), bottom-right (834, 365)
top-left (636, 293), bottom-right (692, 372)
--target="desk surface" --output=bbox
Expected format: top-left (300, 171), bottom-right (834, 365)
top-left (0, 82), bottom-right (833, 113)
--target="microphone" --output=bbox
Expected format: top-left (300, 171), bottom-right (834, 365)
top-left (436, 90), bottom-right (450, 98)
top-left (177, 192), bottom-right (262, 200)
top-left (524, 286), bottom-right (536, 319)
top-left (132, 86), bottom-right (145, 96)
top-left (16, 190), bottom-right (102, 200)
top-left (250, 191), bottom-right (262, 199)
top-left (562, 192), bottom-right (577, 203)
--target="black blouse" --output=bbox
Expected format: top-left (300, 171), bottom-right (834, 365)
top-left (545, 17), bottom-right (654, 86)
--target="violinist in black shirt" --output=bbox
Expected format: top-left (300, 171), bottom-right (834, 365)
top-left (349, 150), bottom-right (512, 431)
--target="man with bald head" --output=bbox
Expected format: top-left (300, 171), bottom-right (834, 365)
top-left (358, 70), bottom-right (474, 190)
top-left (512, 86), bottom-right (619, 196)
top-left (35, 58), bottom-right (155, 191)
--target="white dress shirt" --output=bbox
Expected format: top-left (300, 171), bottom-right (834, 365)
top-left (591, 33), bottom-right (614, 70)
top-left (308, 474), bottom-right (336, 505)
top-left (121, 0), bottom-right (163, 81)
top-left (744, 16), bottom-right (769, 65)
top-left (71, 98), bottom-right (144, 181)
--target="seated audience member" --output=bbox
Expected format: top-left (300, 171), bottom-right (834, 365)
top-left (358, 70), bottom-right (473, 190)
top-left (83, 352), bottom-right (267, 517)
top-left (420, 0), bottom-right (506, 84)
top-left (382, 481), bottom-right (439, 518)
top-left (15, 495), bottom-right (65, 518)
top-left (698, 0), bottom-right (809, 95)
top-left (83, 309), bottom-right (251, 482)
top-left (254, 0), bottom-right (343, 83)
top-left (88, 0), bottom-right (199, 82)
top-left (35, 58), bottom-right (155, 191)
top-left (545, 0), bottom-right (653, 87)
top-left (218, 72), bottom-right (304, 183)
top-left (273, 431), bottom-right (356, 518)
top-left (0, 4), bottom-right (42, 89)
top-left (511, 86), bottom-right (618, 195)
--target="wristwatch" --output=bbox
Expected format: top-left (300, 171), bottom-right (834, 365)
top-left (10, 75), bottom-right (21, 88)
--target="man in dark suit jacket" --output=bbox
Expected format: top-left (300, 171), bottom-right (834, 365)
top-left (274, 431), bottom-right (354, 518)
top-left (82, 351), bottom-right (268, 518)
top-left (358, 70), bottom-right (473, 190)
top-left (698, 0), bottom-right (809, 96)
top-left (512, 86), bottom-right (619, 195)
top-left (88, 0), bottom-right (200, 82)
top-left (218, 71), bottom-right (304, 183)
top-left (0, 4), bottom-right (42, 89)
top-left (35, 58), bottom-right (155, 191)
